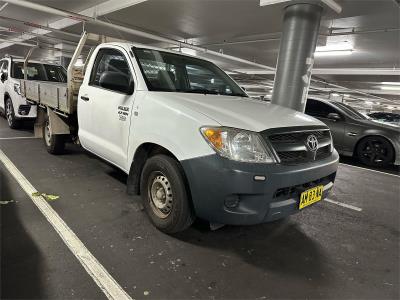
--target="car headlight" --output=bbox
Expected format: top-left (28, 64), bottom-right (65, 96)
top-left (14, 83), bottom-right (21, 95)
top-left (200, 127), bottom-right (276, 163)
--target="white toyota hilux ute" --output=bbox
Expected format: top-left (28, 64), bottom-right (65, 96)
top-left (21, 40), bottom-right (339, 233)
top-left (0, 57), bottom-right (67, 128)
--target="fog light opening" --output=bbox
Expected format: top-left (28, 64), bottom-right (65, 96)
top-left (224, 195), bottom-right (240, 208)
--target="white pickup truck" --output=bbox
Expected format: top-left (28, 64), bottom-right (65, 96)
top-left (20, 33), bottom-right (339, 233)
top-left (0, 56), bottom-right (67, 128)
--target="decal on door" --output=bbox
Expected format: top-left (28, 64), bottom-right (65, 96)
top-left (118, 106), bottom-right (129, 121)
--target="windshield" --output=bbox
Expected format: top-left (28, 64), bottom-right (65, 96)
top-left (331, 102), bottom-right (367, 120)
top-left (133, 47), bottom-right (247, 97)
top-left (12, 62), bottom-right (67, 82)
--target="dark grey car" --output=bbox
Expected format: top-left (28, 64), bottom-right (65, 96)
top-left (305, 98), bottom-right (400, 167)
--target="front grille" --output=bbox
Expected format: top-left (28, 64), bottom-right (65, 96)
top-left (261, 127), bottom-right (332, 164)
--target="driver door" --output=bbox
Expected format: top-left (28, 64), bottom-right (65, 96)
top-left (78, 47), bottom-right (136, 170)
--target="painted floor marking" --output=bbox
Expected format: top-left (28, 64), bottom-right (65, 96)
top-left (339, 163), bottom-right (400, 178)
top-left (0, 149), bottom-right (132, 300)
top-left (324, 198), bottom-right (363, 212)
top-left (0, 136), bottom-right (37, 140)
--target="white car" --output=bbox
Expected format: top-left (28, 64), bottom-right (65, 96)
top-left (0, 57), bottom-right (67, 128)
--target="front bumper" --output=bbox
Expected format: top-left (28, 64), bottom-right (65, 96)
top-left (181, 150), bottom-right (339, 225)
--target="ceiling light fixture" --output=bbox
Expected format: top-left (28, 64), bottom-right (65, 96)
top-left (315, 43), bottom-right (354, 57)
top-left (380, 86), bottom-right (400, 91)
top-left (315, 50), bottom-right (353, 57)
top-left (381, 82), bottom-right (400, 86)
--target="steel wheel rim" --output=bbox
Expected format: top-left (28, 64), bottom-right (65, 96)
top-left (148, 172), bottom-right (173, 219)
top-left (44, 121), bottom-right (52, 146)
top-left (6, 100), bottom-right (12, 126)
top-left (360, 139), bottom-right (389, 164)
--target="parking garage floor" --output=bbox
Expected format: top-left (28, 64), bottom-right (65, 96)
top-left (1, 118), bottom-right (399, 300)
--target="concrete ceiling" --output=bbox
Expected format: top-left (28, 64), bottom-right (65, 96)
top-left (0, 0), bottom-right (398, 111)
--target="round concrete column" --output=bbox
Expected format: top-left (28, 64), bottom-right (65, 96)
top-left (271, 3), bottom-right (322, 112)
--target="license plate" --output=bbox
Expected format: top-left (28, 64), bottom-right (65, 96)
top-left (299, 185), bottom-right (323, 210)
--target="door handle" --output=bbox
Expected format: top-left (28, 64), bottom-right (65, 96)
top-left (81, 96), bottom-right (89, 101)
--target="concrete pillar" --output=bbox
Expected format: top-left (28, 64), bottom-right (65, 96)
top-left (271, 3), bottom-right (322, 112)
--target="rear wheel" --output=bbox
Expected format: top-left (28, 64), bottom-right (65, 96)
top-left (5, 98), bottom-right (21, 129)
top-left (356, 136), bottom-right (394, 167)
top-left (43, 115), bottom-right (65, 154)
top-left (140, 154), bottom-right (194, 233)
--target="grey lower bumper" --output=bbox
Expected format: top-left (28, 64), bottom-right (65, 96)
top-left (181, 150), bottom-right (339, 225)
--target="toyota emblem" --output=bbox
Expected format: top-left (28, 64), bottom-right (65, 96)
top-left (306, 134), bottom-right (319, 152)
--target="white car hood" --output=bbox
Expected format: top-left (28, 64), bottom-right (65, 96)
top-left (160, 92), bottom-right (325, 132)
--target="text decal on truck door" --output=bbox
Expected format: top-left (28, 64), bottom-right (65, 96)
top-left (118, 106), bottom-right (130, 121)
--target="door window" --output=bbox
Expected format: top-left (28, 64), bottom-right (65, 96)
top-left (305, 99), bottom-right (340, 119)
top-left (89, 48), bottom-right (133, 93)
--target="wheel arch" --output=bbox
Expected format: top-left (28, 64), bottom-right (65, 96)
top-left (353, 134), bottom-right (396, 163)
top-left (127, 143), bottom-right (185, 196)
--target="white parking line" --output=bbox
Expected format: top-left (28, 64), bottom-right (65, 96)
top-left (0, 149), bottom-right (132, 300)
top-left (339, 163), bottom-right (400, 178)
top-left (324, 198), bottom-right (363, 212)
top-left (0, 136), bottom-right (36, 140)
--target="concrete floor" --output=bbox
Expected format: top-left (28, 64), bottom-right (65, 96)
top-left (1, 117), bottom-right (399, 300)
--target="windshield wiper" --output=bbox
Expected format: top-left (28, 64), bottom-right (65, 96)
top-left (185, 89), bottom-right (219, 95)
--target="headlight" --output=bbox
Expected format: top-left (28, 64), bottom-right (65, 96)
top-left (14, 83), bottom-right (21, 95)
top-left (200, 127), bottom-right (276, 163)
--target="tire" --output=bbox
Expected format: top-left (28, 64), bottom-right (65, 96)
top-left (356, 136), bottom-right (394, 167)
top-left (140, 154), bottom-right (195, 233)
top-left (5, 98), bottom-right (21, 129)
top-left (43, 115), bottom-right (65, 154)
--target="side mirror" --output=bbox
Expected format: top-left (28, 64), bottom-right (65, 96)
top-left (1, 72), bottom-right (8, 82)
top-left (327, 112), bottom-right (341, 121)
top-left (99, 71), bottom-right (134, 95)
top-left (241, 86), bottom-right (246, 91)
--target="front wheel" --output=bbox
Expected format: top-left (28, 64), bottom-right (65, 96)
top-left (356, 136), bottom-right (394, 167)
top-left (140, 155), bottom-right (194, 233)
top-left (43, 116), bottom-right (65, 154)
top-left (5, 98), bottom-right (21, 129)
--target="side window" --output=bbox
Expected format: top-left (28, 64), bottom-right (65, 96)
top-left (305, 99), bottom-right (339, 118)
top-left (89, 48), bottom-right (133, 93)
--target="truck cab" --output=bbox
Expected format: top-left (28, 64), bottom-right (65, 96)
top-left (74, 42), bottom-right (339, 233)
top-left (0, 57), bottom-right (66, 128)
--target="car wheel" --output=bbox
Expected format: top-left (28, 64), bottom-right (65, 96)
top-left (140, 154), bottom-right (195, 233)
top-left (356, 136), bottom-right (394, 167)
top-left (5, 98), bottom-right (21, 129)
top-left (43, 115), bottom-right (65, 154)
